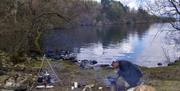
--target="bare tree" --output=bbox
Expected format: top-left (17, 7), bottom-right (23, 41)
top-left (145, 0), bottom-right (180, 30)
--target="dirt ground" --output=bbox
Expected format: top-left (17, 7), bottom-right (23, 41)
top-left (33, 61), bottom-right (113, 91)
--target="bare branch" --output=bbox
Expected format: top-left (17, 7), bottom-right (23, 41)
top-left (33, 12), bottom-right (71, 23)
top-left (168, 0), bottom-right (180, 14)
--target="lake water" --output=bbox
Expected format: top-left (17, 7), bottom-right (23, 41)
top-left (40, 23), bottom-right (180, 67)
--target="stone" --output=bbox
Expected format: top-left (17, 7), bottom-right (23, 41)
top-left (157, 63), bottom-right (162, 66)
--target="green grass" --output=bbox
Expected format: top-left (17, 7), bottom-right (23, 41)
top-left (147, 80), bottom-right (180, 91)
top-left (140, 61), bottom-right (180, 81)
top-left (140, 61), bottom-right (180, 91)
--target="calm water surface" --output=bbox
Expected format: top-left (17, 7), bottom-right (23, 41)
top-left (40, 23), bottom-right (180, 67)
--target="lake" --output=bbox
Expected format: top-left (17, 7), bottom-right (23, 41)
top-left (41, 23), bottom-right (179, 67)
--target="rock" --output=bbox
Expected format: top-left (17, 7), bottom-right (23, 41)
top-left (127, 87), bottom-right (135, 91)
top-left (79, 60), bottom-right (98, 69)
top-left (45, 49), bottom-right (76, 60)
top-left (99, 64), bottom-right (110, 68)
top-left (90, 60), bottom-right (98, 65)
top-left (134, 85), bottom-right (156, 91)
top-left (3, 73), bottom-right (29, 89)
top-left (168, 63), bottom-right (172, 66)
top-left (157, 63), bottom-right (162, 66)
top-left (14, 88), bottom-right (27, 91)
top-left (4, 77), bottom-right (15, 87)
top-left (175, 60), bottom-right (180, 63)
top-left (0, 70), bottom-right (5, 75)
top-left (168, 61), bottom-right (180, 66)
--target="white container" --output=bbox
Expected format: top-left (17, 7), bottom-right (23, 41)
top-left (74, 82), bottom-right (78, 88)
top-left (71, 86), bottom-right (75, 90)
top-left (98, 87), bottom-right (103, 90)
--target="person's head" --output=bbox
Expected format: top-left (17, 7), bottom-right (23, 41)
top-left (111, 61), bottom-right (119, 69)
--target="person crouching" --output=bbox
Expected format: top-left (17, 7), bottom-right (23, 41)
top-left (111, 60), bottom-right (143, 91)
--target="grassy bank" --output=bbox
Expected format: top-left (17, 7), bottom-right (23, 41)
top-left (140, 60), bottom-right (180, 91)
top-left (33, 60), bottom-right (180, 91)
top-left (0, 50), bottom-right (180, 91)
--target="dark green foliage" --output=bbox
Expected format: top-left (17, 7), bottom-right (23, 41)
top-left (101, 0), bottom-right (125, 21)
top-left (10, 49), bottom-right (26, 65)
top-left (101, 0), bottom-right (111, 9)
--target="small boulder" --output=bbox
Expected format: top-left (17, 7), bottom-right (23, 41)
top-left (134, 85), bottom-right (156, 91)
top-left (157, 63), bottom-right (162, 66)
top-left (79, 60), bottom-right (98, 69)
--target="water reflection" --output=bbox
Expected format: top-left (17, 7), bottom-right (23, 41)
top-left (40, 23), bottom-right (179, 67)
top-left (41, 24), bottom-right (149, 49)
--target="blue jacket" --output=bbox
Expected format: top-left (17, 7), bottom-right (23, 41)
top-left (117, 61), bottom-right (142, 87)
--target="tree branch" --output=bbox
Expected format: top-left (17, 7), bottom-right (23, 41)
top-left (168, 0), bottom-right (180, 14)
top-left (33, 12), bottom-right (71, 23)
